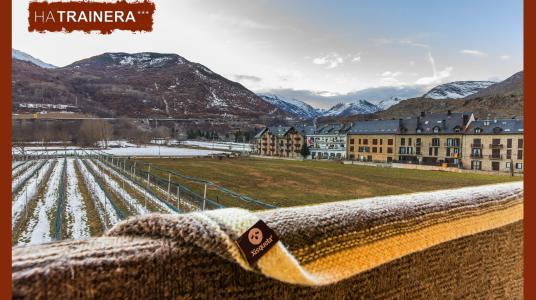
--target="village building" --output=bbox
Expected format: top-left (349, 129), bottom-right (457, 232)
top-left (347, 120), bottom-right (400, 162)
top-left (254, 126), bottom-right (305, 158)
top-left (307, 124), bottom-right (351, 160)
top-left (397, 111), bottom-right (474, 167)
top-left (462, 119), bottom-right (524, 173)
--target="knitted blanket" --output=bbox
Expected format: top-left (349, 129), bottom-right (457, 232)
top-left (12, 182), bottom-right (523, 299)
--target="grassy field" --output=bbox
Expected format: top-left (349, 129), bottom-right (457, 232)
top-left (136, 157), bottom-right (522, 208)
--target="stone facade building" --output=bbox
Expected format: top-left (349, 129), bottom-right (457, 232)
top-left (346, 120), bottom-right (400, 162)
top-left (462, 119), bottom-right (524, 173)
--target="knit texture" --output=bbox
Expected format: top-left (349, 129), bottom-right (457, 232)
top-left (12, 182), bottom-right (523, 299)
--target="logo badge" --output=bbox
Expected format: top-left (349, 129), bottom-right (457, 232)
top-left (236, 220), bottom-right (279, 265)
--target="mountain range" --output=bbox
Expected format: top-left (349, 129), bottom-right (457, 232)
top-left (12, 49), bottom-right (523, 120)
top-left (12, 50), bottom-right (287, 119)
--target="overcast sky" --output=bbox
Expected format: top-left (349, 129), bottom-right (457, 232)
top-left (13, 0), bottom-right (523, 108)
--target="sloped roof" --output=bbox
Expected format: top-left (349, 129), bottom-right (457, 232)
top-left (311, 124), bottom-right (352, 135)
top-left (466, 119), bottom-right (524, 135)
top-left (349, 120), bottom-right (400, 135)
top-left (400, 112), bottom-right (473, 134)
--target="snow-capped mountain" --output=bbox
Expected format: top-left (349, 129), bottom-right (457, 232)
top-left (258, 94), bottom-right (321, 119)
top-left (13, 52), bottom-right (288, 119)
top-left (12, 48), bottom-right (56, 69)
top-left (422, 81), bottom-right (496, 99)
top-left (322, 100), bottom-right (382, 117)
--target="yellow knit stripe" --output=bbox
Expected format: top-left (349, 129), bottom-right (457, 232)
top-left (203, 202), bottom-right (523, 286)
top-left (295, 198), bottom-right (522, 263)
top-left (300, 202), bottom-right (523, 284)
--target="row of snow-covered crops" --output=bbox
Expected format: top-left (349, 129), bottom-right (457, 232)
top-left (11, 157), bottom-right (191, 246)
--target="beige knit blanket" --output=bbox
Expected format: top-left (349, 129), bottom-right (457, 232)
top-left (12, 182), bottom-right (523, 299)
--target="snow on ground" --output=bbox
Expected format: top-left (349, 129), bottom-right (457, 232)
top-left (12, 160), bottom-right (53, 228)
top-left (86, 159), bottom-right (150, 215)
top-left (77, 159), bottom-right (121, 227)
top-left (65, 158), bottom-right (90, 239)
top-left (13, 145), bottom-right (227, 157)
top-left (181, 140), bottom-right (252, 152)
top-left (93, 159), bottom-right (177, 214)
top-left (100, 145), bottom-right (226, 157)
top-left (12, 161), bottom-right (24, 169)
top-left (12, 161), bottom-right (43, 193)
top-left (12, 160), bottom-right (33, 178)
top-left (20, 159), bottom-right (65, 246)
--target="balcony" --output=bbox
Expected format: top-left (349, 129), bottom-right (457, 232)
top-left (428, 143), bottom-right (441, 147)
top-left (489, 155), bottom-right (503, 160)
top-left (489, 144), bottom-right (504, 149)
top-left (444, 143), bottom-right (461, 147)
top-left (470, 154), bottom-right (483, 159)
top-left (471, 143), bottom-right (483, 148)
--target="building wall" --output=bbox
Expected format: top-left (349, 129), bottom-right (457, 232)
top-left (308, 134), bottom-right (347, 159)
top-left (396, 134), bottom-right (464, 166)
top-left (255, 130), bottom-right (304, 158)
top-left (461, 134), bottom-right (524, 173)
top-left (347, 135), bottom-right (397, 162)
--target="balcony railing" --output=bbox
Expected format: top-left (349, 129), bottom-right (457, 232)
top-left (444, 143), bottom-right (461, 147)
top-left (470, 154), bottom-right (483, 159)
top-left (471, 143), bottom-right (483, 148)
top-left (428, 143), bottom-right (441, 147)
top-left (489, 155), bottom-right (503, 160)
top-left (489, 144), bottom-right (504, 149)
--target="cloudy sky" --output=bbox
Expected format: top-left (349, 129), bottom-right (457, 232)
top-left (13, 0), bottom-right (523, 108)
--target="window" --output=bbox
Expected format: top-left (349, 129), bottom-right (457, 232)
top-left (434, 148), bottom-right (439, 156)
top-left (492, 138), bottom-right (501, 145)
top-left (388, 139), bottom-right (394, 145)
top-left (400, 138), bottom-right (405, 146)
top-left (493, 127), bottom-right (503, 134)
top-left (507, 139), bottom-right (512, 148)
top-left (518, 150), bottom-right (523, 160)
top-left (507, 150), bottom-right (512, 159)
top-left (387, 147), bottom-right (393, 154)
top-left (350, 139), bottom-right (354, 144)
top-left (516, 163), bottom-right (523, 170)
top-left (379, 147), bottom-right (383, 153)
top-left (416, 138), bottom-right (421, 146)
top-left (349, 146), bottom-right (354, 152)
top-left (380, 139), bottom-right (383, 145)
top-left (474, 128), bottom-right (482, 133)
top-left (506, 162), bottom-right (511, 169)
top-left (473, 138), bottom-right (481, 146)
top-left (372, 147), bottom-right (377, 153)
top-left (446, 138), bottom-right (460, 147)
top-left (471, 161), bottom-right (482, 170)
top-left (433, 126), bottom-right (440, 133)
top-left (416, 147), bottom-right (421, 155)
top-left (428, 147), bottom-right (433, 156)
top-left (453, 126), bottom-right (461, 133)
top-left (408, 138), bottom-right (412, 146)
top-left (432, 138), bottom-right (440, 147)
top-left (416, 128), bottom-right (422, 133)
top-left (518, 139), bottom-right (524, 148)
top-left (484, 121), bottom-right (490, 126)
top-left (363, 139), bottom-right (368, 145)
top-left (358, 139), bottom-right (361, 144)
top-left (372, 139), bottom-right (378, 145)
top-left (399, 147), bottom-right (406, 154)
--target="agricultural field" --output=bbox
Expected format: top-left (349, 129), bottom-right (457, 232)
top-left (11, 154), bottom-right (521, 246)
top-left (11, 157), bottom-right (185, 246)
top-left (137, 157), bottom-right (522, 207)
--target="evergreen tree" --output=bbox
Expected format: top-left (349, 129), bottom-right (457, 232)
top-left (300, 142), bottom-right (310, 158)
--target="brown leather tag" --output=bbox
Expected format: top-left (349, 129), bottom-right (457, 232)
top-left (235, 220), bottom-right (279, 266)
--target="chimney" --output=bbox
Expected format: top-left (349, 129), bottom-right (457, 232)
top-left (420, 111), bottom-right (425, 117)
top-left (447, 110), bottom-right (452, 116)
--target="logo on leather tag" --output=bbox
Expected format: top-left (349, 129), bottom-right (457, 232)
top-left (235, 220), bottom-right (279, 265)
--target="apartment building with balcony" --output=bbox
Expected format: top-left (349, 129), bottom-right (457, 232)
top-left (462, 119), bottom-right (524, 172)
top-left (346, 120), bottom-right (400, 162)
top-left (254, 126), bottom-right (306, 158)
top-left (397, 111), bottom-right (475, 167)
top-left (307, 124), bottom-right (351, 160)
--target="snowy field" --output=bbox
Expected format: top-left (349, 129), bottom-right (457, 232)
top-left (180, 140), bottom-right (252, 152)
top-left (11, 157), bottom-right (191, 246)
top-left (12, 144), bottom-right (228, 157)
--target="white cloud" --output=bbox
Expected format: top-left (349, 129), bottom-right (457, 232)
top-left (351, 55), bottom-right (361, 62)
top-left (381, 71), bottom-right (403, 77)
top-left (399, 39), bottom-right (430, 48)
top-left (500, 55), bottom-right (511, 60)
top-left (312, 52), bottom-right (344, 68)
top-left (460, 49), bottom-right (487, 57)
top-left (208, 13), bottom-right (275, 30)
top-left (415, 52), bottom-right (452, 85)
top-left (373, 38), bottom-right (430, 48)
